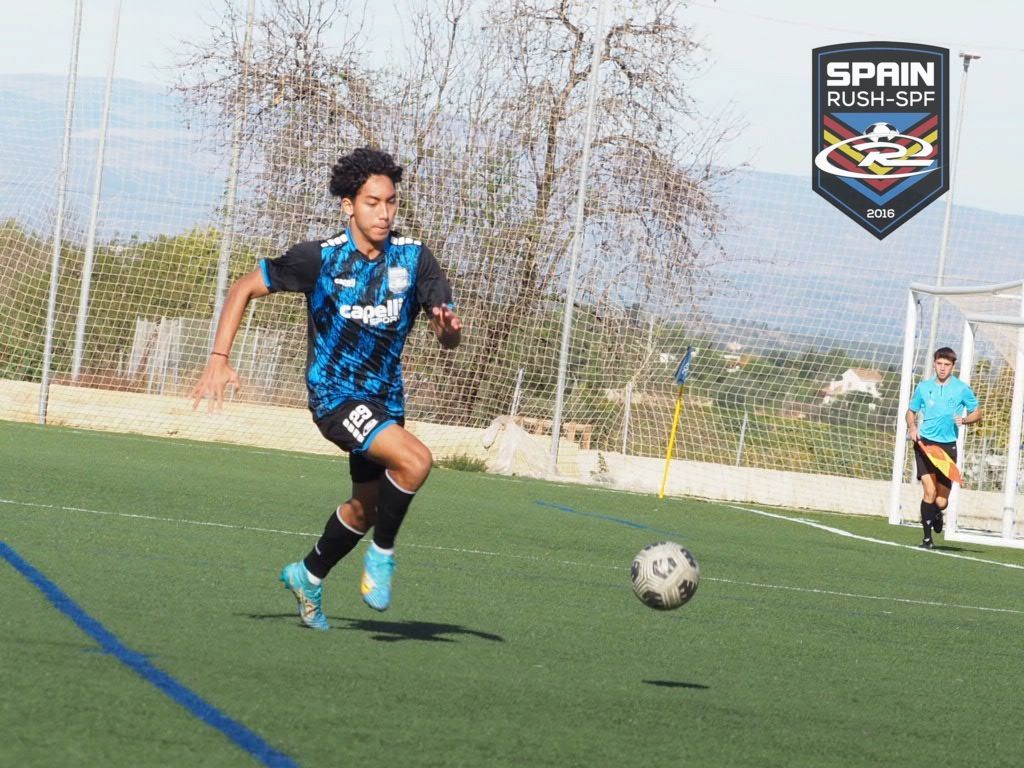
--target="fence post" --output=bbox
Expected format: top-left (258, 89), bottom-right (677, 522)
top-left (622, 381), bottom-right (633, 455)
top-left (510, 367), bottom-right (524, 418)
top-left (735, 410), bottom-right (749, 467)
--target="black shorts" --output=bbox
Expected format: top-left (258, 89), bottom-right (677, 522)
top-left (315, 400), bottom-right (403, 484)
top-left (914, 438), bottom-right (957, 487)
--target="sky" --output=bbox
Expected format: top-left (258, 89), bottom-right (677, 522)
top-left (1, 0), bottom-right (1021, 215)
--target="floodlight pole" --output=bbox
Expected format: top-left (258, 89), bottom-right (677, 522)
top-left (924, 52), bottom-right (980, 372)
top-left (72, 0), bottom-right (122, 382)
top-left (209, 0), bottom-right (256, 348)
top-left (548, 0), bottom-right (608, 474)
top-left (38, 0), bottom-right (83, 424)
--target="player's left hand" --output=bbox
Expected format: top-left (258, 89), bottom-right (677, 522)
top-left (430, 305), bottom-right (462, 348)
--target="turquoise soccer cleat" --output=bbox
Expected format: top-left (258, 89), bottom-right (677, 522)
top-left (361, 546), bottom-right (396, 611)
top-left (279, 561), bottom-right (329, 630)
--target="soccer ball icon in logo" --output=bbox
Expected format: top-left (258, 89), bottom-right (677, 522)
top-left (630, 541), bottom-right (700, 610)
top-left (863, 122), bottom-right (899, 142)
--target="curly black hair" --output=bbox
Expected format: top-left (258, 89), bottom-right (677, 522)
top-left (328, 147), bottom-right (403, 199)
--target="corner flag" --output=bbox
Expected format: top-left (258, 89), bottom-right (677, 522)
top-left (674, 346), bottom-right (693, 386)
top-left (659, 347), bottom-right (694, 498)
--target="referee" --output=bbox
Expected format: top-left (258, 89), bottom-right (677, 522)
top-left (905, 347), bottom-right (982, 549)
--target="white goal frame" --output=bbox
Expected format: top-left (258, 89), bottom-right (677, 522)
top-left (889, 280), bottom-right (1024, 548)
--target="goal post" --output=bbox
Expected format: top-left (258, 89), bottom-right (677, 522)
top-left (890, 280), bottom-right (1024, 547)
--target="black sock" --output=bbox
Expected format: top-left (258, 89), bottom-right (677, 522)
top-left (372, 471), bottom-right (416, 550)
top-left (303, 506), bottom-right (366, 579)
top-left (920, 501), bottom-right (936, 540)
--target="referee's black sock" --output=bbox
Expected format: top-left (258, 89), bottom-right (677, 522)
top-left (372, 471), bottom-right (416, 551)
top-left (920, 500), bottom-right (937, 541)
top-left (303, 506), bottom-right (366, 579)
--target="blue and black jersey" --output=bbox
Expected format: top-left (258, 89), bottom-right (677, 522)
top-left (259, 228), bottom-right (453, 420)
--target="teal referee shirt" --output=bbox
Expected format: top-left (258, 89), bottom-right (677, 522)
top-left (909, 375), bottom-right (979, 443)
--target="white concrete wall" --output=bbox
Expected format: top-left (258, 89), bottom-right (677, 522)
top-left (1, 379), bottom-right (1015, 527)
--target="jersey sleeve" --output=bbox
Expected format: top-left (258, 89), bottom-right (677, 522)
top-left (962, 383), bottom-right (980, 412)
top-left (260, 241), bottom-right (322, 294)
top-left (415, 244), bottom-right (454, 315)
top-left (909, 383), bottom-right (925, 412)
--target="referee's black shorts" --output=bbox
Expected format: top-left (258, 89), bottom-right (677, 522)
top-left (914, 438), bottom-right (957, 487)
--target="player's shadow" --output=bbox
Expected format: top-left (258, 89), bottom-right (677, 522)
top-left (336, 616), bottom-right (505, 644)
top-left (242, 612), bottom-right (504, 644)
top-left (642, 680), bottom-right (709, 690)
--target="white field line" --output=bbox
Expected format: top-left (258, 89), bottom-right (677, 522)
top-left (0, 497), bottom-right (317, 538)
top-left (3, 496), bottom-right (1023, 616)
top-left (707, 576), bottom-right (1024, 615)
top-left (727, 503), bottom-right (1024, 571)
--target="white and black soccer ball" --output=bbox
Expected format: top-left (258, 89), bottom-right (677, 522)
top-left (864, 121), bottom-right (898, 142)
top-left (630, 541), bottom-right (700, 610)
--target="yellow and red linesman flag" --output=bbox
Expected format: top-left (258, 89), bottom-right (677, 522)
top-left (918, 440), bottom-right (963, 485)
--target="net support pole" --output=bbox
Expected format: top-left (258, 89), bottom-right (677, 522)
top-left (548, 0), bottom-right (608, 475)
top-left (1001, 297), bottom-right (1024, 539)
top-left (889, 290), bottom-right (919, 524)
top-left (72, 0), bottom-right (122, 382)
top-left (38, 0), bottom-right (83, 424)
top-left (209, 0), bottom-right (256, 348)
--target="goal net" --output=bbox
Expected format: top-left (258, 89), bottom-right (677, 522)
top-left (890, 281), bottom-right (1024, 547)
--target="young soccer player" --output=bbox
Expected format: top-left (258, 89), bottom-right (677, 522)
top-left (192, 147), bottom-right (462, 629)
top-left (905, 347), bottom-right (981, 549)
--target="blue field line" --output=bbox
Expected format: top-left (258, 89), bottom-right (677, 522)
top-left (534, 500), bottom-right (688, 541)
top-left (0, 541), bottom-right (299, 768)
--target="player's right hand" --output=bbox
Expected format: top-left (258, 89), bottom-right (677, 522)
top-left (191, 356), bottom-right (242, 413)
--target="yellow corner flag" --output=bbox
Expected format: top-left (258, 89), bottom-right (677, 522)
top-left (659, 347), bottom-right (694, 499)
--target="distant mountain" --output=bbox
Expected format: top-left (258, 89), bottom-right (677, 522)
top-left (704, 170), bottom-right (1024, 359)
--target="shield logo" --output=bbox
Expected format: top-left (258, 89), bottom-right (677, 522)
top-left (812, 42), bottom-right (949, 239)
top-left (387, 267), bottom-right (409, 294)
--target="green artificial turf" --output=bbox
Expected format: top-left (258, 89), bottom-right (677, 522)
top-left (2, 420), bottom-right (1024, 767)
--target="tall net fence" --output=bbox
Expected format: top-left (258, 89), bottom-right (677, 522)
top-left (1, 0), bottom-right (1022, 514)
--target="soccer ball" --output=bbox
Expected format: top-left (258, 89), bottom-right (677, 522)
top-left (864, 121), bottom-right (898, 142)
top-left (630, 541), bottom-right (700, 610)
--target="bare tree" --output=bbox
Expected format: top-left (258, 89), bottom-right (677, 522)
top-left (171, 0), bottom-right (742, 431)
top-left (425, 0), bottom-right (743, 418)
